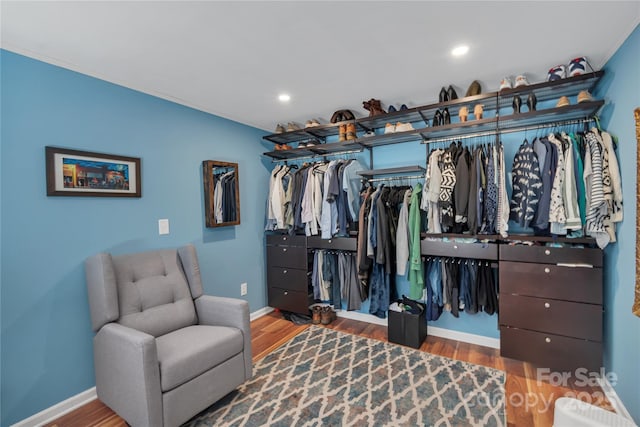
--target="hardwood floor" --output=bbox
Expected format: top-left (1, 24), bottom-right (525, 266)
top-left (46, 312), bottom-right (614, 427)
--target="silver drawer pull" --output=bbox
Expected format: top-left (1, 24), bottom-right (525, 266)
top-left (283, 248), bottom-right (287, 252)
top-left (545, 337), bottom-right (551, 343)
top-left (544, 249), bottom-right (551, 255)
top-left (453, 245), bottom-right (458, 249)
top-left (284, 291), bottom-right (288, 295)
top-left (544, 267), bottom-right (550, 273)
top-left (283, 237), bottom-right (287, 241)
top-left (544, 302), bottom-right (550, 309)
top-left (328, 239), bottom-right (332, 243)
top-left (283, 270), bottom-right (288, 274)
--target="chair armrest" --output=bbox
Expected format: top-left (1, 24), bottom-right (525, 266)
top-left (94, 323), bottom-right (163, 427)
top-left (195, 295), bottom-right (252, 379)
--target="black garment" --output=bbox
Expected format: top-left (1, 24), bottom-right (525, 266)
top-left (453, 147), bottom-right (471, 233)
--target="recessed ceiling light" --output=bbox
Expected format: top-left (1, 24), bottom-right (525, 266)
top-left (451, 45), bottom-right (469, 57)
top-left (278, 94), bottom-right (291, 102)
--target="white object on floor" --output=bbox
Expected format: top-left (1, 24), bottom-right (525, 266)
top-left (554, 397), bottom-right (637, 427)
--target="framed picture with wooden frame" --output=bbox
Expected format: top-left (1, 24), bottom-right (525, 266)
top-left (45, 146), bottom-right (141, 197)
top-left (202, 160), bottom-right (240, 227)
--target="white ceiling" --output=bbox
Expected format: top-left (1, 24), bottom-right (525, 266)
top-left (2, 1), bottom-right (639, 132)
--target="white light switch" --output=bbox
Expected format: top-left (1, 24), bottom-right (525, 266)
top-left (158, 219), bottom-right (170, 235)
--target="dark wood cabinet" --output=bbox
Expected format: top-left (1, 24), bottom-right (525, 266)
top-left (266, 234), bottom-right (311, 315)
top-left (499, 244), bottom-right (603, 372)
top-left (265, 234), bottom-right (358, 314)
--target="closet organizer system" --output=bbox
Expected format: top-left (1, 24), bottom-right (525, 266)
top-left (263, 71), bottom-right (610, 372)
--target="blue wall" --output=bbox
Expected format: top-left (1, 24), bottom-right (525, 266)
top-left (596, 24), bottom-right (640, 423)
top-left (0, 50), bottom-right (270, 426)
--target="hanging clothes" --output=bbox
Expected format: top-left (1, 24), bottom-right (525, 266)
top-left (509, 140), bottom-right (543, 228)
top-left (396, 189), bottom-right (412, 276)
top-left (408, 183), bottom-right (424, 300)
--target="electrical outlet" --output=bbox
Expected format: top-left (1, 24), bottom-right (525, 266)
top-left (240, 282), bottom-right (248, 296)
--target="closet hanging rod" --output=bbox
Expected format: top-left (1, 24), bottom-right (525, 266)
top-left (365, 174), bottom-right (424, 183)
top-left (422, 117), bottom-right (594, 145)
top-left (270, 148), bottom-right (364, 163)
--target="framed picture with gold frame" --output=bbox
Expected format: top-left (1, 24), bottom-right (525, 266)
top-left (634, 108), bottom-right (640, 317)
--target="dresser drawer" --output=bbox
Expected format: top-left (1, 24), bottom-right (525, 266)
top-left (499, 245), bottom-right (602, 267)
top-left (500, 261), bottom-right (602, 304)
top-left (307, 236), bottom-right (357, 251)
top-left (266, 245), bottom-right (307, 269)
top-left (268, 287), bottom-right (311, 315)
top-left (267, 266), bottom-right (308, 291)
top-left (421, 239), bottom-right (498, 260)
top-left (266, 234), bottom-right (306, 247)
top-left (500, 327), bottom-right (602, 373)
top-left (500, 294), bottom-right (602, 341)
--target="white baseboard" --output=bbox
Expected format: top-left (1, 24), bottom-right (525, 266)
top-left (250, 306), bottom-right (274, 321)
top-left (336, 310), bottom-right (501, 349)
top-left (597, 375), bottom-right (635, 422)
top-left (11, 387), bottom-right (97, 427)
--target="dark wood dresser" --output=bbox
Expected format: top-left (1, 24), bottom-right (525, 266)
top-left (499, 244), bottom-right (603, 372)
top-left (266, 234), bottom-right (311, 314)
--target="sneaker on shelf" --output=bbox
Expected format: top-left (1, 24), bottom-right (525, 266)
top-left (384, 123), bottom-right (396, 134)
top-left (305, 141), bottom-right (318, 148)
top-left (281, 144), bottom-right (291, 150)
top-left (274, 144), bottom-right (282, 151)
top-left (499, 77), bottom-right (512, 91)
top-left (577, 90), bottom-right (593, 104)
top-left (400, 104), bottom-right (408, 110)
top-left (275, 123), bottom-right (285, 134)
top-left (568, 57), bottom-right (588, 77)
top-left (310, 119), bottom-right (320, 127)
top-left (305, 120), bottom-right (313, 128)
top-left (362, 130), bottom-right (376, 137)
top-left (287, 122), bottom-right (301, 132)
top-left (514, 74), bottom-right (529, 88)
top-left (297, 142), bottom-right (308, 149)
top-left (388, 105), bottom-right (398, 113)
top-left (395, 122), bottom-right (415, 132)
top-left (547, 65), bottom-right (566, 82)
top-left (556, 96), bottom-right (571, 107)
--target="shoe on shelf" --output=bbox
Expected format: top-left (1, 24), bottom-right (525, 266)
top-left (274, 144), bottom-right (282, 151)
top-left (287, 122), bottom-right (300, 132)
top-left (342, 109), bottom-right (355, 121)
top-left (473, 104), bottom-right (484, 119)
top-left (339, 124), bottom-right (347, 141)
top-left (400, 104), bottom-right (408, 110)
top-left (442, 108), bottom-right (451, 125)
top-left (512, 95), bottom-right (522, 114)
top-left (305, 141), bottom-right (318, 148)
top-left (465, 80), bottom-right (482, 97)
top-left (577, 90), bottom-right (593, 104)
top-left (458, 106), bottom-right (469, 122)
top-left (384, 123), bottom-right (396, 134)
top-left (310, 119), bottom-right (320, 127)
top-left (388, 105), bottom-right (397, 113)
top-left (569, 57), bottom-right (588, 77)
top-left (547, 64), bottom-right (566, 82)
top-left (439, 87), bottom-right (448, 103)
top-left (433, 110), bottom-right (443, 127)
top-left (556, 96), bottom-right (570, 108)
top-left (447, 85), bottom-right (458, 101)
top-left (297, 142), bottom-right (308, 149)
top-left (362, 130), bottom-right (376, 137)
top-left (395, 122), bottom-right (415, 132)
top-left (346, 123), bottom-right (357, 140)
top-left (281, 144), bottom-right (292, 150)
top-left (275, 123), bottom-right (285, 134)
top-left (527, 92), bottom-right (537, 111)
top-left (499, 77), bottom-right (512, 91)
top-left (514, 74), bottom-right (529, 88)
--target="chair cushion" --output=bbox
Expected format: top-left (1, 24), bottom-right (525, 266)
top-left (112, 249), bottom-right (197, 337)
top-left (156, 325), bottom-right (243, 392)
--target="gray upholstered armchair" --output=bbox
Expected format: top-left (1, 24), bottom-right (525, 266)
top-left (85, 244), bottom-right (252, 427)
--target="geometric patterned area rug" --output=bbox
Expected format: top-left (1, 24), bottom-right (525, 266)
top-left (184, 326), bottom-right (505, 427)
